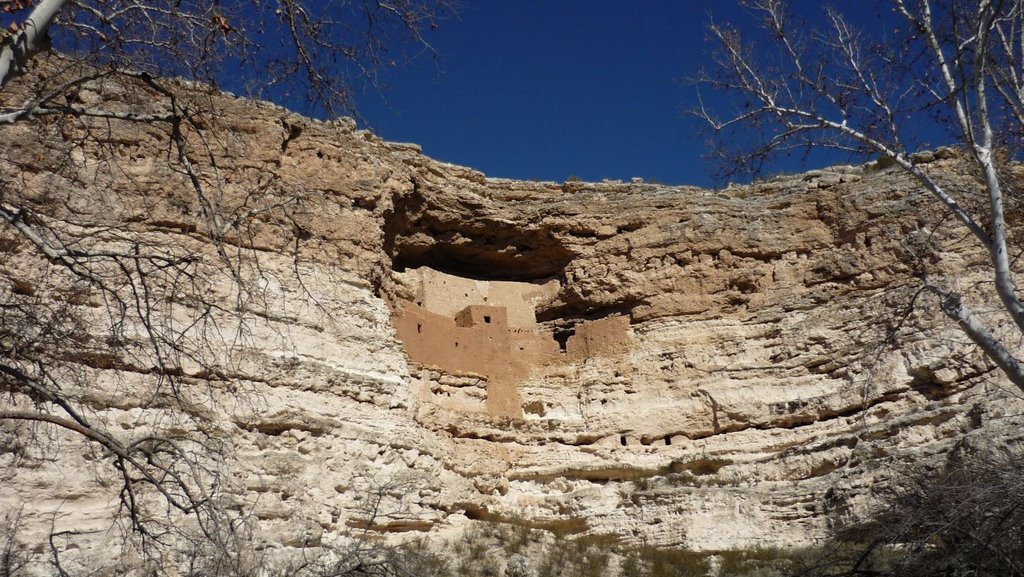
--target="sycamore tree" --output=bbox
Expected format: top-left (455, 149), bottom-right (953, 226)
top-left (699, 0), bottom-right (1024, 390)
top-left (0, 0), bottom-right (450, 573)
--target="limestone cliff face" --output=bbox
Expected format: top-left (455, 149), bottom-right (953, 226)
top-left (2, 68), bottom-right (1023, 566)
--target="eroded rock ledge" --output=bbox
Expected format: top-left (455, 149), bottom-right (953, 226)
top-left (2, 64), bottom-right (1022, 566)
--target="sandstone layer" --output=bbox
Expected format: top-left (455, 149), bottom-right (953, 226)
top-left (2, 63), bottom-right (1023, 570)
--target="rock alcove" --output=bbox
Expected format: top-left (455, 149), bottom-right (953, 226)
top-left (382, 184), bottom-right (633, 418)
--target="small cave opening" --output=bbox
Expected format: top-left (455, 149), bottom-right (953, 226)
top-left (908, 366), bottom-right (948, 400)
top-left (524, 401), bottom-right (547, 417)
top-left (664, 436), bottom-right (672, 446)
top-left (620, 435), bottom-right (628, 447)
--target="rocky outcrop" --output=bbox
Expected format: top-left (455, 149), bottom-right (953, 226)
top-left (2, 62), bottom-right (1022, 570)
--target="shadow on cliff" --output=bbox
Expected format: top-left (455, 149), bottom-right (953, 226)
top-left (382, 176), bottom-right (576, 282)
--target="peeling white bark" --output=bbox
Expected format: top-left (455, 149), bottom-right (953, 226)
top-left (0, 0), bottom-right (68, 88)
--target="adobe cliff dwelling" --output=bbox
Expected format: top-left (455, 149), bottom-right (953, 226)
top-left (390, 266), bottom-right (631, 417)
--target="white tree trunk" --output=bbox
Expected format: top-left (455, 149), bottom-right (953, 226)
top-left (935, 289), bottom-right (1024, 390)
top-left (0, 0), bottom-right (68, 88)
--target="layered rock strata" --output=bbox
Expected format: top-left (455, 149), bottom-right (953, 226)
top-left (2, 65), bottom-right (1023, 570)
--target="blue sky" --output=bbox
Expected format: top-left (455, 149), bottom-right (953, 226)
top-left (358, 1), bottom-right (729, 187)
top-left (354, 1), bottom-right (905, 188)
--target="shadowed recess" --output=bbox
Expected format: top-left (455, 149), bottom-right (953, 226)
top-left (382, 185), bottom-right (575, 281)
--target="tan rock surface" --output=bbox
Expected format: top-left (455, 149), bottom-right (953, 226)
top-left (2, 63), bottom-right (1023, 569)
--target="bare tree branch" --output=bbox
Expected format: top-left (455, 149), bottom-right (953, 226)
top-left (0, 0), bottom-right (455, 571)
top-left (701, 0), bottom-right (1024, 391)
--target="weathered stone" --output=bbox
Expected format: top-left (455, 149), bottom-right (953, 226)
top-left (2, 63), bottom-right (1023, 569)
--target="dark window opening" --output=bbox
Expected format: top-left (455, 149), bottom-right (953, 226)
top-left (455, 341), bottom-right (459, 348)
top-left (416, 323), bottom-right (422, 334)
top-left (554, 327), bottom-right (575, 352)
top-left (484, 315), bottom-right (492, 324)
top-left (664, 436), bottom-right (672, 446)
top-left (620, 435), bottom-right (627, 446)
